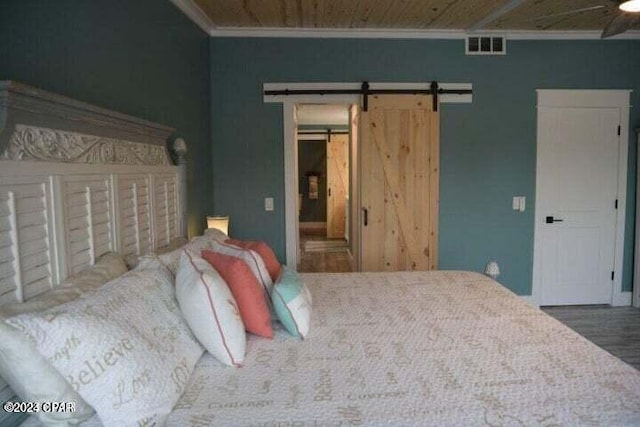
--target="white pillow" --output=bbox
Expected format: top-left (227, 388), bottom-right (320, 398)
top-left (210, 240), bottom-right (274, 304)
top-left (175, 249), bottom-right (246, 367)
top-left (203, 228), bottom-right (230, 243)
top-left (126, 237), bottom-right (190, 268)
top-left (7, 268), bottom-right (203, 427)
top-left (0, 323), bottom-right (95, 425)
top-left (158, 235), bottom-right (212, 277)
top-left (0, 252), bottom-right (127, 318)
top-left (61, 252), bottom-right (128, 290)
top-left (134, 254), bottom-right (174, 285)
top-left (0, 252), bottom-right (127, 425)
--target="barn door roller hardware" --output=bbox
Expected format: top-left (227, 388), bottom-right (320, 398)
top-left (263, 81), bottom-right (473, 112)
top-left (362, 81), bottom-right (445, 111)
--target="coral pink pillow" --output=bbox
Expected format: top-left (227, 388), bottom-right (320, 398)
top-left (225, 239), bottom-right (282, 281)
top-left (201, 250), bottom-right (273, 338)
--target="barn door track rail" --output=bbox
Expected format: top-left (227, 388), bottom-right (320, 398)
top-left (263, 81), bottom-right (473, 112)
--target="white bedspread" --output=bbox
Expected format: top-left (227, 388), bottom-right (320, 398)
top-left (24, 271), bottom-right (640, 426)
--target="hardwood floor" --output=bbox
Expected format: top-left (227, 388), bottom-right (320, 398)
top-left (297, 231), bottom-right (353, 273)
top-left (542, 305), bottom-right (640, 371)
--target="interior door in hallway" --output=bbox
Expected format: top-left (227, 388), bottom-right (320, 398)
top-left (327, 134), bottom-right (348, 239)
top-left (360, 95), bottom-right (439, 271)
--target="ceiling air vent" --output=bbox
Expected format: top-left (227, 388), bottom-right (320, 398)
top-left (465, 36), bottom-right (506, 55)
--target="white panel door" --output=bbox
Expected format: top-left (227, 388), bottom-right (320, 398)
top-left (536, 106), bottom-right (620, 305)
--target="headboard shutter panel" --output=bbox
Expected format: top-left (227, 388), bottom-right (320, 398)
top-left (119, 175), bottom-right (153, 260)
top-left (0, 177), bottom-right (55, 304)
top-left (153, 174), bottom-right (179, 250)
top-left (63, 175), bottom-right (114, 276)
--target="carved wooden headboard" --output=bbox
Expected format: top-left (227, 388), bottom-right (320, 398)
top-left (0, 81), bottom-right (187, 305)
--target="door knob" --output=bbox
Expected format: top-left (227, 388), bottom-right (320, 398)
top-left (545, 216), bottom-right (564, 224)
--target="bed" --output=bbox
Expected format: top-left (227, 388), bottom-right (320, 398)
top-left (158, 271), bottom-right (640, 426)
top-left (1, 82), bottom-right (639, 427)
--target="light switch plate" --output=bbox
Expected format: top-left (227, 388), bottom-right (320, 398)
top-left (512, 196), bottom-right (520, 211)
top-left (512, 196), bottom-right (526, 212)
top-left (265, 197), bottom-right (274, 211)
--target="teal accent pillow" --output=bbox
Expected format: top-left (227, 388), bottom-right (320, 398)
top-left (270, 267), bottom-right (312, 338)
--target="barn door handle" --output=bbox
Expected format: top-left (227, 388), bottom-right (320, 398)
top-left (362, 208), bottom-right (368, 226)
top-left (545, 216), bottom-right (564, 223)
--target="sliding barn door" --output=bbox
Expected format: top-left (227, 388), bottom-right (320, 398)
top-left (326, 134), bottom-right (348, 239)
top-left (360, 95), bottom-right (439, 271)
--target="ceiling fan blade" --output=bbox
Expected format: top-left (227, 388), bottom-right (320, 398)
top-left (601, 13), bottom-right (638, 37)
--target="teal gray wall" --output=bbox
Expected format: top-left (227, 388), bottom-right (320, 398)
top-left (0, 0), bottom-right (212, 237)
top-left (211, 37), bottom-right (640, 296)
top-left (298, 140), bottom-right (327, 223)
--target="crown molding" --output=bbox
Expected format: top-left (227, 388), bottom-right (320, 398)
top-left (507, 30), bottom-right (640, 40)
top-left (210, 27), bottom-right (640, 40)
top-left (212, 27), bottom-right (469, 39)
top-left (168, 0), bottom-right (215, 35)
top-left (165, 1), bottom-right (640, 40)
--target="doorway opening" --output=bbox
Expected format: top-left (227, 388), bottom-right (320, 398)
top-left (266, 81), bottom-right (471, 271)
top-left (296, 104), bottom-right (354, 273)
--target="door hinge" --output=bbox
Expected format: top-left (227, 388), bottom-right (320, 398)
top-left (617, 125), bottom-right (621, 136)
top-left (611, 271), bottom-right (615, 281)
top-left (615, 199), bottom-right (618, 209)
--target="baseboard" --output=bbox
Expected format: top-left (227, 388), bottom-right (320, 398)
top-left (519, 295), bottom-right (538, 307)
top-left (523, 292), bottom-right (631, 307)
top-left (347, 248), bottom-right (356, 271)
top-left (612, 291), bottom-right (632, 307)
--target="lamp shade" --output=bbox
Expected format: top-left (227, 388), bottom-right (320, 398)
top-left (620, 0), bottom-right (640, 12)
top-left (207, 216), bottom-right (229, 235)
top-left (484, 260), bottom-right (500, 279)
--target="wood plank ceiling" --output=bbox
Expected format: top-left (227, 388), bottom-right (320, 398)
top-left (193, 0), bottom-right (639, 31)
